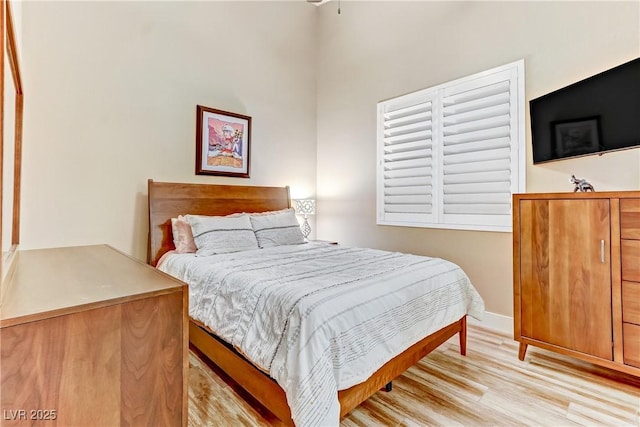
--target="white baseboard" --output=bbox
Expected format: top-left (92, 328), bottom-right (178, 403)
top-left (468, 311), bottom-right (513, 336)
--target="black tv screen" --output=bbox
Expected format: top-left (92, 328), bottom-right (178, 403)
top-left (530, 57), bottom-right (640, 164)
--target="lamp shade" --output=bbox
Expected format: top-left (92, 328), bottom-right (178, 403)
top-left (293, 199), bottom-right (316, 215)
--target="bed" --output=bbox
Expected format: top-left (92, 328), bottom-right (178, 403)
top-left (147, 179), bottom-right (484, 426)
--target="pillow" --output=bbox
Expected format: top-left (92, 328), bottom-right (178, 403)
top-left (185, 213), bottom-right (259, 256)
top-left (171, 215), bottom-right (197, 253)
top-left (248, 207), bottom-right (292, 217)
top-left (249, 208), bottom-right (306, 248)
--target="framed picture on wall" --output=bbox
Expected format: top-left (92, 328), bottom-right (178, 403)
top-left (195, 105), bottom-right (251, 177)
top-left (551, 117), bottom-right (602, 158)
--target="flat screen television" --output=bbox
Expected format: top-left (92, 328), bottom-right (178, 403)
top-left (530, 57), bottom-right (640, 164)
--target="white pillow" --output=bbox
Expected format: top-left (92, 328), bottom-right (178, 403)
top-left (185, 214), bottom-right (259, 256)
top-left (249, 208), bottom-right (306, 248)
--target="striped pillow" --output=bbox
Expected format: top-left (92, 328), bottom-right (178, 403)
top-left (185, 214), bottom-right (259, 256)
top-left (249, 208), bottom-right (305, 248)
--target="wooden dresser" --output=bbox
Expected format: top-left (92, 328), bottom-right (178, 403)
top-left (513, 191), bottom-right (640, 377)
top-left (0, 245), bottom-right (188, 426)
top-left (621, 198), bottom-right (640, 368)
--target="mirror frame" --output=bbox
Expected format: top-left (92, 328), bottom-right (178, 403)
top-left (1, 0), bottom-right (23, 294)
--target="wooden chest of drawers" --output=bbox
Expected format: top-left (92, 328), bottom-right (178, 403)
top-left (0, 245), bottom-right (188, 426)
top-left (513, 192), bottom-right (640, 377)
top-left (621, 199), bottom-right (640, 368)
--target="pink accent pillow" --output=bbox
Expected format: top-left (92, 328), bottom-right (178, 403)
top-left (171, 215), bottom-right (197, 253)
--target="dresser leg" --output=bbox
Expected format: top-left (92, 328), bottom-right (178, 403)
top-left (518, 342), bottom-right (528, 360)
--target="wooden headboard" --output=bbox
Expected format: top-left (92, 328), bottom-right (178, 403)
top-left (147, 179), bottom-right (291, 266)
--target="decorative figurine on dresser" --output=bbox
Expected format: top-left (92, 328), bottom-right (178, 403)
top-left (570, 174), bottom-right (595, 192)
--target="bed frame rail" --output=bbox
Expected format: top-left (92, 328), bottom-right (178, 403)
top-left (190, 316), bottom-right (466, 425)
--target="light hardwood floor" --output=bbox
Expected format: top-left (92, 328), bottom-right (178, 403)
top-left (188, 325), bottom-right (640, 426)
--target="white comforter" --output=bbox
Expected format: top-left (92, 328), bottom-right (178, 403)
top-left (159, 242), bottom-right (484, 426)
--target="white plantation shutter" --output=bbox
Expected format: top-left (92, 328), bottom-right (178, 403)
top-left (377, 92), bottom-right (437, 224)
top-left (377, 60), bottom-right (524, 232)
top-left (441, 70), bottom-right (518, 228)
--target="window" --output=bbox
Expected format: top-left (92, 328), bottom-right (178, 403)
top-left (376, 60), bottom-right (525, 232)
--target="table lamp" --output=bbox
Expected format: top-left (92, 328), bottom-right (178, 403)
top-left (293, 199), bottom-right (316, 239)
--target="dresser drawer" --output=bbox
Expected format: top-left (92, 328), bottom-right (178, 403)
top-left (621, 199), bottom-right (640, 239)
top-left (623, 323), bottom-right (640, 368)
top-left (621, 239), bottom-right (640, 282)
top-left (623, 281), bottom-right (640, 325)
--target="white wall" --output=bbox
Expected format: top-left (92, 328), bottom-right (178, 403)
top-left (18, 1), bottom-right (640, 317)
top-left (315, 1), bottom-right (640, 316)
top-left (20, 1), bottom-right (318, 260)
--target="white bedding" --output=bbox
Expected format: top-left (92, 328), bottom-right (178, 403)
top-left (159, 242), bottom-right (484, 426)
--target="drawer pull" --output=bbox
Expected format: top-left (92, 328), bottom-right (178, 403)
top-left (601, 239), bottom-right (605, 263)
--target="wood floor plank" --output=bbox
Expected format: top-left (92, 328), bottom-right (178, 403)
top-left (188, 325), bottom-right (640, 426)
top-left (566, 401), bottom-right (638, 427)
